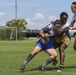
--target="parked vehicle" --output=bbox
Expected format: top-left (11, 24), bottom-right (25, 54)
top-left (69, 30), bottom-right (76, 37)
top-left (25, 29), bottom-right (76, 38)
top-left (26, 30), bottom-right (39, 38)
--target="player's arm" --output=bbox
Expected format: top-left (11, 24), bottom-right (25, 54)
top-left (39, 29), bottom-right (64, 38)
top-left (39, 29), bottom-right (50, 43)
top-left (69, 20), bottom-right (75, 27)
top-left (48, 32), bottom-right (62, 37)
top-left (38, 29), bottom-right (45, 38)
top-left (61, 27), bottom-right (69, 33)
top-left (69, 27), bottom-right (76, 30)
top-left (38, 24), bottom-right (51, 38)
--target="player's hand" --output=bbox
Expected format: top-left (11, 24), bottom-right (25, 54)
top-left (57, 29), bottom-right (62, 34)
top-left (44, 33), bottom-right (49, 38)
top-left (43, 33), bottom-right (50, 43)
top-left (45, 38), bottom-right (49, 44)
top-left (69, 27), bottom-right (73, 30)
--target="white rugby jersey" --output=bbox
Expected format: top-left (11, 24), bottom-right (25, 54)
top-left (72, 14), bottom-right (76, 22)
top-left (60, 22), bottom-right (69, 29)
top-left (42, 23), bottom-right (55, 35)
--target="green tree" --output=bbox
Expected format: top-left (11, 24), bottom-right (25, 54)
top-left (6, 18), bottom-right (28, 39)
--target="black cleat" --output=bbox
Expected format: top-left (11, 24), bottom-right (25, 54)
top-left (20, 64), bottom-right (25, 71)
top-left (39, 65), bottom-right (45, 71)
top-left (57, 65), bottom-right (63, 72)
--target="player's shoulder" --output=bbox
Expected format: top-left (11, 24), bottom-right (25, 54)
top-left (45, 23), bottom-right (53, 29)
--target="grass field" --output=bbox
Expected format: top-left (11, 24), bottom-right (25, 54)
top-left (0, 38), bottom-right (76, 75)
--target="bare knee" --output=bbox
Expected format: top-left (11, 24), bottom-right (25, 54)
top-left (52, 53), bottom-right (57, 59)
top-left (59, 47), bottom-right (65, 54)
top-left (31, 52), bottom-right (39, 56)
top-left (54, 53), bottom-right (58, 58)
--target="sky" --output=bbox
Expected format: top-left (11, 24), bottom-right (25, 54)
top-left (0, 0), bottom-right (76, 30)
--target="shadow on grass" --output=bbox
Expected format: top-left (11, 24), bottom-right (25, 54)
top-left (29, 67), bottom-right (58, 71)
top-left (64, 66), bottom-right (76, 68)
top-left (19, 66), bottom-right (76, 73)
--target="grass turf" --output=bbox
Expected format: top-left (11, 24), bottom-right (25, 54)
top-left (0, 38), bottom-right (76, 75)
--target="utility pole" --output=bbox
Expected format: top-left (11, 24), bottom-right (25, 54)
top-left (15, 0), bottom-right (17, 19)
top-left (15, 0), bottom-right (18, 40)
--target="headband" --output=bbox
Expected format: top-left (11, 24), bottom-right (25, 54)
top-left (72, 4), bottom-right (76, 8)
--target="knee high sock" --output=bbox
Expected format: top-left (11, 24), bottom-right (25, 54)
top-left (23, 53), bottom-right (34, 65)
top-left (53, 58), bottom-right (57, 62)
top-left (42, 57), bottom-right (53, 67)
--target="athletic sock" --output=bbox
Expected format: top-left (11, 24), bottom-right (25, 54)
top-left (42, 57), bottom-right (53, 67)
top-left (23, 53), bottom-right (34, 65)
top-left (53, 58), bottom-right (57, 62)
top-left (60, 64), bottom-right (63, 67)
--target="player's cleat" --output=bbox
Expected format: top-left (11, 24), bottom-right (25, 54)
top-left (39, 65), bottom-right (45, 71)
top-left (20, 64), bottom-right (25, 71)
top-left (52, 60), bottom-right (58, 69)
top-left (57, 65), bottom-right (63, 72)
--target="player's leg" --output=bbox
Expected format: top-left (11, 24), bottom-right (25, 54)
top-left (60, 43), bottom-right (66, 64)
top-left (73, 38), bottom-right (76, 50)
top-left (57, 42), bottom-right (67, 72)
top-left (39, 49), bottom-right (57, 71)
top-left (57, 43), bottom-right (66, 71)
top-left (57, 36), bottom-right (70, 72)
top-left (52, 59), bottom-right (58, 69)
top-left (20, 46), bottom-right (42, 71)
top-left (52, 41), bottom-right (60, 69)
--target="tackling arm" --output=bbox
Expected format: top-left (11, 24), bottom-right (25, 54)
top-left (69, 20), bottom-right (75, 27)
